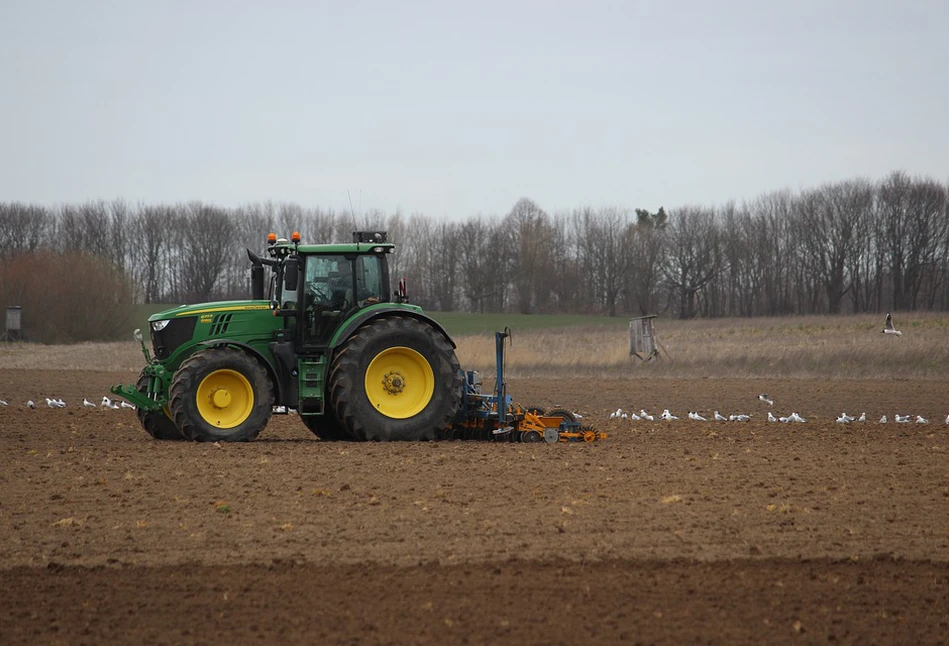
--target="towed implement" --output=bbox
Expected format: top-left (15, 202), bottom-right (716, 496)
top-left (112, 231), bottom-right (601, 444)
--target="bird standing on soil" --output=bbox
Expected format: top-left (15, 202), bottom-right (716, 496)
top-left (713, 411), bottom-right (727, 422)
top-left (660, 409), bottom-right (679, 421)
top-left (120, 401), bottom-right (135, 409)
top-left (688, 411), bottom-right (707, 421)
top-left (880, 415), bottom-right (887, 423)
top-left (768, 412), bottom-right (777, 422)
top-left (882, 313), bottom-right (902, 336)
top-left (0, 398), bottom-right (7, 406)
top-left (857, 412), bottom-right (866, 422)
top-left (640, 409), bottom-right (655, 421)
top-left (83, 398), bottom-right (97, 408)
top-left (27, 400), bottom-right (35, 409)
top-left (915, 415), bottom-right (929, 424)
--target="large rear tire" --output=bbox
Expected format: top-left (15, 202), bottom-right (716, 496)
top-left (135, 373), bottom-right (186, 441)
top-left (328, 316), bottom-right (461, 441)
top-left (169, 348), bottom-right (273, 442)
top-left (300, 413), bottom-right (354, 441)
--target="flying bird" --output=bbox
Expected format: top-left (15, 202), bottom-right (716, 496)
top-left (758, 394), bottom-right (774, 406)
top-left (882, 313), bottom-right (902, 336)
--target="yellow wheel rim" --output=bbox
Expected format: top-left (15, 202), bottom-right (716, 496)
top-left (196, 369), bottom-right (254, 429)
top-left (365, 346), bottom-right (434, 419)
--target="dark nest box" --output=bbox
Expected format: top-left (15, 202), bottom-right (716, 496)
top-left (629, 315), bottom-right (661, 361)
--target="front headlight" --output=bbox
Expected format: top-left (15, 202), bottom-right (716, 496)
top-left (151, 320), bottom-right (171, 332)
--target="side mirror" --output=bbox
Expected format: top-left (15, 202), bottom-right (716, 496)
top-left (284, 259), bottom-right (299, 292)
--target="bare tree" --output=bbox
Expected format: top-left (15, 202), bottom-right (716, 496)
top-left (663, 207), bottom-right (720, 319)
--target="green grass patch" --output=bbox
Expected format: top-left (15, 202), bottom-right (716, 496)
top-left (426, 311), bottom-right (630, 336)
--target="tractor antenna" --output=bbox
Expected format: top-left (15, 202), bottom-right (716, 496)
top-left (348, 189), bottom-right (358, 230)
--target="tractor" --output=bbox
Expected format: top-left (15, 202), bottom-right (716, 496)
top-left (113, 231), bottom-right (462, 442)
top-left (112, 231), bottom-right (601, 444)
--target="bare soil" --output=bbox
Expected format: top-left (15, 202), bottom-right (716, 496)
top-left (2, 369), bottom-right (948, 645)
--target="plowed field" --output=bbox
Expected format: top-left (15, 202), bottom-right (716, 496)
top-left (2, 369), bottom-right (948, 644)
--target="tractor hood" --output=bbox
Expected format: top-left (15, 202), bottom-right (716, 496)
top-left (148, 300), bottom-right (274, 322)
top-left (146, 300), bottom-right (282, 362)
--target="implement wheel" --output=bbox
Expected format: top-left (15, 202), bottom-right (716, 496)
top-left (135, 373), bottom-right (185, 441)
top-left (328, 316), bottom-right (462, 441)
top-left (169, 348), bottom-right (273, 442)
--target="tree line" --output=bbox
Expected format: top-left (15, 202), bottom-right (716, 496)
top-left (1, 170), bottom-right (948, 332)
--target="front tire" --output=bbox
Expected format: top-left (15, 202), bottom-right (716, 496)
top-left (169, 348), bottom-right (273, 442)
top-left (328, 316), bottom-right (462, 441)
top-left (135, 373), bottom-right (186, 441)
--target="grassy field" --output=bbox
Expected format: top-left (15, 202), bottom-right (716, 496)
top-left (1, 312), bottom-right (945, 380)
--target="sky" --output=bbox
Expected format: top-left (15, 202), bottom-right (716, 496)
top-left (2, 0), bottom-right (948, 220)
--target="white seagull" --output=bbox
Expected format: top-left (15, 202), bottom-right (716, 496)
top-left (688, 411), bottom-right (707, 421)
top-left (836, 414), bottom-right (852, 423)
top-left (660, 409), bottom-right (679, 421)
top-left (768, 412), bottom-right (777, 422)
top-left (895, 414), bottom-right (911, 423)
top-left (0, 398), bottom-right (7, 406)
top-left (730, 414), bottom-right (750, 422)
top-left (915, 415), bottom-right (929, 424)
top-left (789, 412), bottom-right (806, 423)
top-left (945, 414), bottom-right (949, 425)
top-left (713, 410), bottom-right (728, 422)
top-left (879, 415), bottom-right (887, 423)
top-left (45, 398), bottom-right (58, 408)
top-left (120, 401), bottom-right (135, 409)
top-left (101, 396), bottom-right (113, 408)
top-left (27, 400), bottom-right (35, 409)
top-left (629, 412), bottom-right (641, 421)
top-left (857, 412), bottom-right (866, 422)
top-left (758, 394), bottom-right (774, 406)
top-left (640, 409), bottom-right (655, 421)
top-left (882, 313), bottom-right (902, 336)
top-left (83, 398), bottom-right (97, 408)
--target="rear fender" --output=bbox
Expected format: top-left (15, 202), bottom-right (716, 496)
top-left (329, 306), bottom-right (455, 351)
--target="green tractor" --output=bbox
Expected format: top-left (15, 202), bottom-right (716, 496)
top-left (112, 231), bottom-right (462, 442)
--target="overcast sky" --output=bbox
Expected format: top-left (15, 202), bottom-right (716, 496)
top-left (2, 0), bottom-right (947, 219)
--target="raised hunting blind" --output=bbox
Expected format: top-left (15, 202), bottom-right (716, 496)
top-left (1, 306), bottom-right (22, 342)
top-left (629, 314), bottom-right (662, 361)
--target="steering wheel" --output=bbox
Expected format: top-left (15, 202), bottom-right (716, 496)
top-left (307, 283), bottom-right (329, 301)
